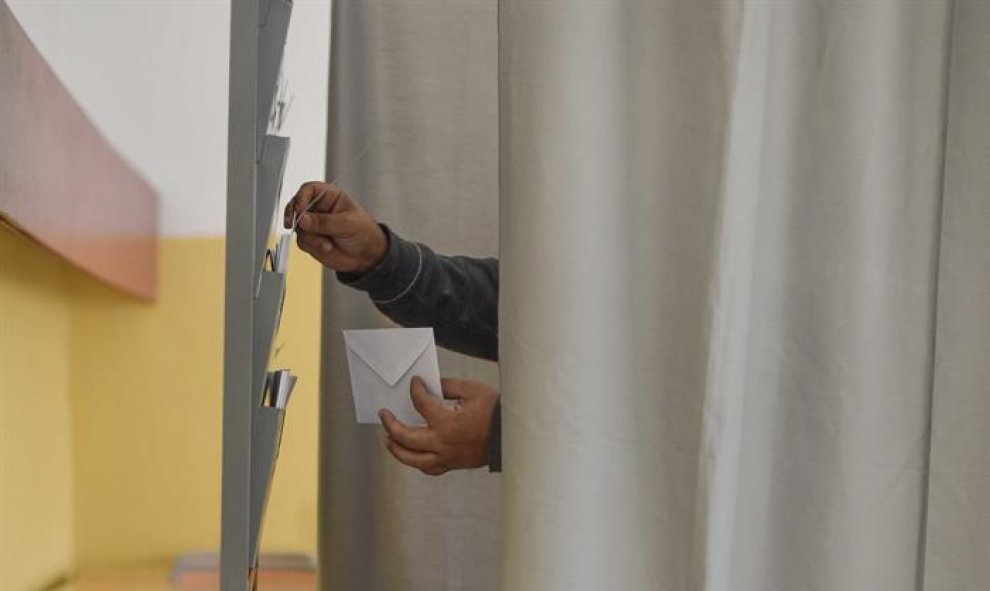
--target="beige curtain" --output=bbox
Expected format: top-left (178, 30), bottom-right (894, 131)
top-left (321, 1), bottom-right (988, 589)
top-left (499, 1), bottom-right (988, 590)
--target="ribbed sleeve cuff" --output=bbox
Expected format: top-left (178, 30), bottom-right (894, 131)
top-left (337, 224), bottom-right (423, 304)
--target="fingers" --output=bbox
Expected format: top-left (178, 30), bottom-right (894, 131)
top-left (385, 439), bottom-right (443, 475)
top-left (380, 409), bottom-right (447, 476)
top-left (440, 378), bottom-right (473, 401)
top-left (411, 377), bottom-right (447, 422)
top-left (308, 185), bottom-right (346, 214)
top-left (381, 379), bottom-right (496, 476)
top-left (379, 410), bottom-right (435, 452)
top-left (296, 232), bottom-right (333, 255)
top-left (285, 182), bottom-right (349, 227)
top-left (285, 182), bottom-right (321, 228)
top-left (296, 233), bottom-right (370, 273)
top-left (296, 211), bottom-right (351, 236)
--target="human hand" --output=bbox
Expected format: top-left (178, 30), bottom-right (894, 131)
top-left (284, 181), bottom-right (388, 275)
top-left (379, 377), bottom-right (499, 475)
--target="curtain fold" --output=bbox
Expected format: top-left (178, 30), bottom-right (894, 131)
top-left (924, 1), bottom-right (990, 587)
top-left (499, 1), bottom-right (985, 590)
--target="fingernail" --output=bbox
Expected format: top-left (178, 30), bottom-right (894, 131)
top-left (298, 214), bottom-right (311, 229)
top-left (378, 409), bottom-right (386, 420)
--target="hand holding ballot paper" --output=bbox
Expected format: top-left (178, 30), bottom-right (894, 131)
top-left (282, 182), bottom-right (388, 275)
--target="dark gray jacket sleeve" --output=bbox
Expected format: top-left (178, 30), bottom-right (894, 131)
top-left (338, 225), bottom-right (502, 472)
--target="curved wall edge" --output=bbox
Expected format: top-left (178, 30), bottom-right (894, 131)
top-left (0, 3), bottom-right (158, 300)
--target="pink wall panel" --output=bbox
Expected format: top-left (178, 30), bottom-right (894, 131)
top-left (0, 3), bottom-right (158, 300)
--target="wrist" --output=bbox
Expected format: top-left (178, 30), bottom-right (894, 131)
top-left (361, 224), bottom-right (390, 274)
top-left (336, 224), bottom-right (421, 302)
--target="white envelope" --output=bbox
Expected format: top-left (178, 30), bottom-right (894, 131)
top-left (343, 327), bottom-right (443, 426)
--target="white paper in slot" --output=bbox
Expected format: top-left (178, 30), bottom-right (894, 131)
top-left (265, 369), bottom-right (297, 409)
top-left (274, 233), bottom-right (292, 274)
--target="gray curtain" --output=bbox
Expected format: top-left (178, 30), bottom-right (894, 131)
top-left (319, 2), bottom-right (500, 590)
top-left (498, 1), bottom-right (988, 590)
top-left (322, 1), bottom-right (988, 590)
top-left (925, 1), bottom-right (990, 587)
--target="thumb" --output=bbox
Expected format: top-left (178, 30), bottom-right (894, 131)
top-left (410, 377), bottom-right (445, 422)
top-left (439, 377), bottom-right (475, 401)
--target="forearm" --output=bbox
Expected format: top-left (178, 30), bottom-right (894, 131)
top-left (338, 225), bottom-right (500, 362)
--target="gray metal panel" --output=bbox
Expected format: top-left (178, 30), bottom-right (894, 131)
top-left (257, 0), bottom-right (293, 148)
top-left (222, 1), bottom-right (261, 590)
top-left (223, 2), bottom-right (292, 590)
top-left (255, 135), bottom-right (291, 289)
top-left (253, 269), bottom-right (287, 403)
top-left (249, 404), bottom-right (286, 562)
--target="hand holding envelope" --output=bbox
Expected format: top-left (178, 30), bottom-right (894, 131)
top-left (379, 376), bottom-right (499, 475)
top-left (343, 327), bottom-right (443, 426)
top-left (343, 327), bottom-right (500, 474)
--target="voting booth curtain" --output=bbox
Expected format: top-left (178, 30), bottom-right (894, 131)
top-left (319, 2), bottom-right (501, 590)
top-left (322, 1), bottom-right (989, 590)
top-left (499, 2), bottom-right (989, 590)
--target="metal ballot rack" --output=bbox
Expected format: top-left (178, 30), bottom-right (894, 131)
top-left (222, 1), bottom-right (294, 590)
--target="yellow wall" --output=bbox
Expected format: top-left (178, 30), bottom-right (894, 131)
top-left (1, 227), bottom-right (322, 586)
top-left (0, 227), bottom-right (75, 591)
top-left (69, 237), bottom-right (322, 569)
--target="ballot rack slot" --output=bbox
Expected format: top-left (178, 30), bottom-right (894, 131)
top-left (255, 135), bottom-right (291, 291)
top-left (252, 269), bottom-right (287, 423)
top-left (257, 0), bottom-right (293, 147)
top-left (249, 376), bottom-right (287, 564)
top-left (222, 1), bottom-right (294, 590)
top-left (245, 415), bottom-right (282, 569)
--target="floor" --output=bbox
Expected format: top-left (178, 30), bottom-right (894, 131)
top-left (51, 568), bottom-right (317, 591)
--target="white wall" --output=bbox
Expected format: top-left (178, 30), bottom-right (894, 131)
top-left (8, 0), bottom-right (331, 238)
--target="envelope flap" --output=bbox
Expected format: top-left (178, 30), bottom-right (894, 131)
top-left (343, 328), bottom-right (434, 387)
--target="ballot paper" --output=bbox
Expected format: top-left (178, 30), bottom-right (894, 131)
top-left (273, 232), bottom-right (292, 273)
top-left (265, 369), bottom-right (297, 409)
top-left (343, 327), bottom-right (443, 426)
